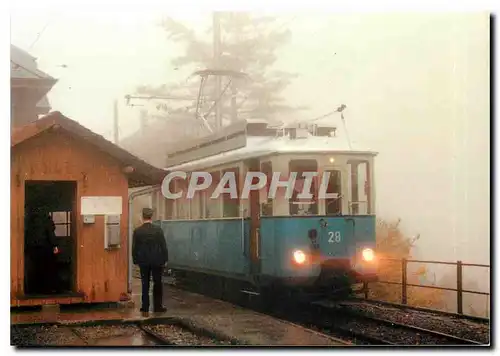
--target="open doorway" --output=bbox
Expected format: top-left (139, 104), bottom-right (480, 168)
top-left (24, 181), bottom-right (77, 296)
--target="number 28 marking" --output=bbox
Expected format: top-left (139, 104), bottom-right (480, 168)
top-left (328, 231), bottom-right (341, 243)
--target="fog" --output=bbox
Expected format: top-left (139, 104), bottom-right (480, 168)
top-left (10, 10), bottom-right (489, 272)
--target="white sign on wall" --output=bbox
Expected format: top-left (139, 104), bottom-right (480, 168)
top-left (81, 196), bottom-right (123, 215)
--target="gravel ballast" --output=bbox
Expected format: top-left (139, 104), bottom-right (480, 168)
top-left (12, 323), bottom-right (237, 347)
top-left (142, 324), bottom-right (235, 346)
top-left (11, 325), bottom-right (86, 346)
top-left (337, 301), bottom-right (490, 344)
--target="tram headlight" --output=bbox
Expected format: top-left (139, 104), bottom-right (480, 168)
top-left (293, 250), bottom-right (307, 264)
top-left (362, 248), bottom-right (375, 262)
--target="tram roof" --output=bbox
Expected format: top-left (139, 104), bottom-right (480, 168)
top-left (165, 134), bottom-right (377, 172)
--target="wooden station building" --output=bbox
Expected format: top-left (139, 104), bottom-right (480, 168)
top-left (11, 111), bottom-right (166, 307)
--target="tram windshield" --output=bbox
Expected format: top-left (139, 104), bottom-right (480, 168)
top-left (324, 170), bottom-right (342, 215)
top-left (347, 160), bottom-right (371, 215)
top-left (289, 159), bottom-right (318, 216)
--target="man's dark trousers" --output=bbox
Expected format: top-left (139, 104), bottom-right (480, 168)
top-left (139, 264), bottom-right (163, 311)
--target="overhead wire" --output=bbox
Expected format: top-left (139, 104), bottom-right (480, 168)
top-left (28, 16), bottom-right (54, 51)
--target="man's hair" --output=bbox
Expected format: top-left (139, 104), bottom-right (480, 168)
top-left (142, 208), bottom-right (154, 220)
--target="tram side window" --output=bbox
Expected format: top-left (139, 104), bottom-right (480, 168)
top-left (163, 179), bottom-right (174, 220)
top-left (260, 161), bottom-right (273, 216)
top-left (151, 192), bottom-right (159, 219)
top-left (175, 178), bottom-right (189, 219)
top-left (205, 171), bottom-right (221, 218)
top-left (190, 189), bottom-right (202, 219)
top-left (164, 197), bottom-right (173, 220)
top-left (222, 167), bottom-right (240, 218)
top-left (325, 170), bottom-right (342, 215)
top-left (155, 191), bottom-right (166, 220)
top-left (199, 190), bottom-right (206, 218)
top-left (289, 159), bottom-right (318, 216)
top-left (348, 160), bottom-right (370, 215)
top-left (176, 200), bottom-right (190, 219)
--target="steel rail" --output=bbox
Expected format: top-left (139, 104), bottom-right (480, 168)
top-left (313, 301), bottom-right (486, 345)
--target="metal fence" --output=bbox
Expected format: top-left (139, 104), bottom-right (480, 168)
top-left (362, 258), bottom-right (490, 317)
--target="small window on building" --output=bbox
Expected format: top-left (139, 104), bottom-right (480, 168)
top-left (49, 211), bottom-right (70, 237)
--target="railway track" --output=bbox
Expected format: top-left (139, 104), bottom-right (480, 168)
top-left (135, 324), bottom-right (173, 345)
top-left (166, 274), bottom-right (489, 346)
top-left (261, 299), bottom-right (487, 345)
top-left (165, 277), bottom-right (384, 345)
top-left (11, 319), bottom-right (239, 347)
top-left (320, 307), bottom-right (483, 345)
top-left (349, 297), bottom-right (490, 324)
top-left (310, 300), bottom-right (488, 345)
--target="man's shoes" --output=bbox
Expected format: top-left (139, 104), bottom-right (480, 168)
top-left (140, 307), bottom-right (149, 313)
top-left (153, 306), bottom-right (167, 313)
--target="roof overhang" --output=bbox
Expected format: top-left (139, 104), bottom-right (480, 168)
top-left (11, 111), bottom-right (167, 188)
top-left (11, 77), bottom-right (58, 90)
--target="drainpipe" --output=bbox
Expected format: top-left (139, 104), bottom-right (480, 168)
top-left (128, 184), bottom-right (162, 293)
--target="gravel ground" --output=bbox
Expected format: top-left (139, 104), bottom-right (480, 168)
top-left (338, 301), bottom-right (490, 344)
top-left (12, 324), bottom-right (169, 346)
top-left (327, 315), bottom-right (465, 345)
top-left (71, 325), bottom-right (142, 345)
top-left (142, 324), bottom-right (235, 346)
top-left (168, 277), bottom-right (486, 346)
top-left (11, 325), bottom-right (86, 346)
top-left (252, 298), bottom-right (488, 345)
top-left (282, 309), bottom-right (472, 345)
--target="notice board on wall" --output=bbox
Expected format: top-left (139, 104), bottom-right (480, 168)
top-left (81, 196), bottom-right (123, 215)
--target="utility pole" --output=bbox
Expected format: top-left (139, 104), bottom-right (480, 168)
top-left (231, 83), bottom-right (237, 123)
top-left (213, 11), bottom-right (222, 131)
top-left (113, 99), bottom-right (119, 144)
top-left (139, 109), bottom-right (148, 133)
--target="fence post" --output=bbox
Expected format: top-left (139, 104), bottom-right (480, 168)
top-left (402, 258), bottom-right (408, 305)
top-left (363, 282), bottom-right (369, 299)
top-left (457, 260), bottom-right (463, 315)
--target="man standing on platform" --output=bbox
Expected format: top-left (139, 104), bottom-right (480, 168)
top-left (132, 208), bottom-right (168, 313)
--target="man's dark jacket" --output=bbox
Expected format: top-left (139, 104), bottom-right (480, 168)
top-left (25, 211), bottom-right (58, 250)
top-left (132, 222), bottom-right (168, 266)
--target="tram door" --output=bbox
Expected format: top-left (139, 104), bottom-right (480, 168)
top-left (246, 158), bottom-right (262, 277)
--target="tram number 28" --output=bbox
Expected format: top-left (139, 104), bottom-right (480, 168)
top-left (328, 231), bottom-right (342, 243)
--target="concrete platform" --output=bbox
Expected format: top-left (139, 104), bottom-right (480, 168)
top-left (11, 278), bottom-right (180, 325)
top-left (11, 278), bottom-right (348, 346)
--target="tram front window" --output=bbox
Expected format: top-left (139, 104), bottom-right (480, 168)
top-left (325, 170), bottom-right (342, 215)
top-left (348, 160), bottom-right (371, 215)
top-left (289, 159), bottom-right (318, 216)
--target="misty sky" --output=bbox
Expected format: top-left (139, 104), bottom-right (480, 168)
top-left (10, 11), bottom-right (490, 267)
